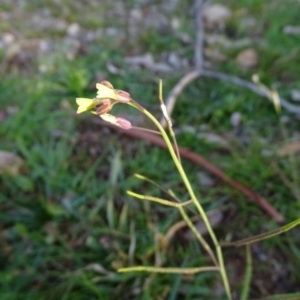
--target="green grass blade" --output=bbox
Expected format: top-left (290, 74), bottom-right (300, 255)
top-left (240, 245), bottom-right (252, 300)
top-left (118, 266), bottom-right (219, 274)
top-left (223, 218), bottom-right (300, 247)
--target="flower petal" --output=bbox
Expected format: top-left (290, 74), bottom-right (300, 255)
top-left (96, 83), bottom-right (117, 100)
top-left (100, 80), bottom-right (114, 89)
top-left (76, 98), bottom-right (95, 114)
top-left (99, 113), bottom-right (118, 125)
top-left (99, 114), bottom-right (131, 130)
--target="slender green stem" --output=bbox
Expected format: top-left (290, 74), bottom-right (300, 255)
top-left (178, 206), bottom-right (218, 266)
top-left (133, 173), bottom-right (183, 202)
top-left (127, 190), bottom-right (193, 207)
top-left (128, 102), bottom-right (232, 299)
top-left (241, 245), bottom-right (252, 300)
top-left (118, 266), bottom-right (219, 274)
top-left (158, 80), bottom-right (181, 163)
top-left (222, 218), bottom-right (300, 247)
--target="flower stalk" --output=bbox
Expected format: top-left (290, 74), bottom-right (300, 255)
top-left (76, 81), bottom-right (232, 299)
top-left (128, 101), bottom-right (232, 300)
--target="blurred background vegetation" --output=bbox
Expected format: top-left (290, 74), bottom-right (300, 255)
top-left (0, 0), bottom-right (300, 299)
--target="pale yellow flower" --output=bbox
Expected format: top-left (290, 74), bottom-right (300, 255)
top-left (76, 83), bottom-right (131, 115)
top-left (75, 81), bottom-right (132, 129)
top-left (96, 83), bottom-right (117, 100)
top-left (76, 98), bottom-right (96, 114)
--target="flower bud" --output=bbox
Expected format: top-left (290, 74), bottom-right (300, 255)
top-left (100, 114), bottom-right (131, 130)
top-left (116, 117), bottom-right (132, 130)
top-left (95, 99), bottom-right (112, 115)
top-left (115, 90), bottom-right (131, 103)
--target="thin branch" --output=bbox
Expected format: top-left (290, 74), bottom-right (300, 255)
top-left (194, 0), bottom-right (205, 70)
top-left (160, 0), bottom-right (206, 127)
top-left (94, 118), bottom-right (285, 223)
top-left (160, 70), bottom-right (201, 126)
top-left (162, 68), bottom-right (300, 126)
top-left (201, 70), bottom-right (300, 114)
top-left (161, 0), bottom-right (300, 124)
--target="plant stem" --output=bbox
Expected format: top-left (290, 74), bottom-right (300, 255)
top-left (178, 206), bottom-right (218, 266)
top-left (131, 104), bottom-right (232, 299)
top-left (118, 266), bottom-right (219, 274)
top-left (127, 190), bottom-right (193, 207)
top-left (241, 245), bottom-right (252, 300)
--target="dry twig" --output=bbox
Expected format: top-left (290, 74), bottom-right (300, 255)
top-left (194, 0), bottom-right (205, 70)
top-left (201, 70), bottom-right (300, 114)
top-left (161, 0), bottom-right (206, 126)
top-left (161, 0), bottom-right (300, 125)
top-left (94, 119), bottom-right (285, 223)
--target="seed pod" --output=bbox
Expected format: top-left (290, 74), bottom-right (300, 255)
top-left (115, 90), bottom-right (131, 103)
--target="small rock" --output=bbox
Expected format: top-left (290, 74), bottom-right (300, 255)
top-left (171, 17), bottom-right (181, 30)
top-left (38, 64), bottom-right (48, 73)
top-left (202, 4), bottom-right (232, 28)
top-left (291, 89), bottom-right (300, 102)
top-left (240, 17), bottom-right (258, 31)
top-left (106, 61), bottom-right (125, 75)
top-left (0, 150), bottom-right (24, 175)
top-left (167, 52), bottom-right (182, 69)
top-left (184, 208), bottom-right (223, 238)
top-left (280, 115), bottom-right (290, 124)
top-left (125, 53), bottom-right (154, 67)
top-left (2, 33), bottom-right (15, 46)
top-left (130, 8), bottom-right (143, 22)
top-left (204, 48), bottom-right (227, 62)
top-left (7, 106), bottom-right (19, 115)
top-left (67, 23), bottom-right (80, 37)
top-left (236, 48), bottom-right (259, 69)
top-left (230, 112), bottom-right (242, 127)
top-left (283, 25), bottom-right (300, 35)
top-left (197, 171), bottom-right (215, 187)
top-left (261, 149), bottom-right (273, 157)
top-left (277, 140), bottom-right (300, 157)
top-left (174, 31), bottom-right (192, 44)
top-left (105, 27), bottom-right (119, 37)
top-left (0, 111), bottom-right (5, 123)
top-left (55, 19), bottom-right (68, 31)
top-left (197, 132), bottom-right (230, 149)
top-left (39, 40), bottom-right (50, 52)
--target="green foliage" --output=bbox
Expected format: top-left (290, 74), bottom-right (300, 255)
top-left (1, 0), bottom-right (300, 299)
